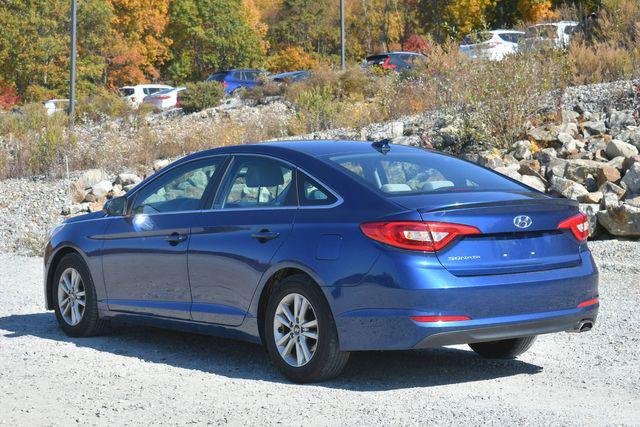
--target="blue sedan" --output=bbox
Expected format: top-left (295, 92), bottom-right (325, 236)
top-left (44, 141), bottom-right (599, 382)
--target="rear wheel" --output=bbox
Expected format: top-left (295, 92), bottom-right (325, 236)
top-left (469, 336), bottom-right (537, 359)
top-left (53, 253), bottom-right (109, 337)
top-left (264, 274), bottom-right (349, 383)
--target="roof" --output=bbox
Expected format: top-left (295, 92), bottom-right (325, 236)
top-left (188, 140), bottom-right (422, 161)
top-left (366, 51), bottom-right (425, 58)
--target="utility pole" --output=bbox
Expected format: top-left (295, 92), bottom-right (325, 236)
top-left (340, 0), bottom-right (345, 70)
top-left (69, 0), bottom-right (77, 120)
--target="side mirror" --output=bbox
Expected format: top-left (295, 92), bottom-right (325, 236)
top-left (103, 196), bottom-right (127, 216)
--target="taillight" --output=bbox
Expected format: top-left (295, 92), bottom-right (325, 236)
top-left (156, 95), bottom-right (171, 100)
top-left (411, 315), bottom-right (471, 323)
top-left (223, 81), bottom-right (229, 87)
top-left (577, 297), bottom-right (599, 308)
top-left (558, 213), bottom-right (589, 241)
top-left (382, 57), bottom-right (397, 69)
top-left (360, 221), bottom-right (481, 252)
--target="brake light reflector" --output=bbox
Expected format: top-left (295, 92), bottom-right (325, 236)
top-left (577, 297), bottom-right (599, 308)
top-left (558, 213), bottom-right (589, 241)
top-left (411, 315), bottom-right (471, 323)
top-left (360, 221), bottom-right (481, 252)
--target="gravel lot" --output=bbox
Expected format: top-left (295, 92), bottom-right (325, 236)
top-left (1, 241), bottom-right (639, 426)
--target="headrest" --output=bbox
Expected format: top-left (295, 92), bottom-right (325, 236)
top-left (245, 161), bottom-right (285, 188)
top-left (422, 180), bottom-right (455, 191)
top-left (381, 183), bottom-right (412, 193)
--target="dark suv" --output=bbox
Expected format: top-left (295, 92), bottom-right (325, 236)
top-left (363, 52), bottom-right (426, 72)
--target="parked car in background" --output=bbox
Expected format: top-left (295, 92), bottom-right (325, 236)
top-left (43, 99), bottom-right (69, 116)
top-left (460, 30), bottom-right (525, 61)
top-left (143, 86), bottom-right (186, 111)
top-left (119, 84), bottom-right (173, 108)
top-left (522, 21), bottom-right (580, 50)
top-left (363, 52), bottom-right (426, 72)
top-left (270, 70), bottom-right (312, 84)
top-left (206, 69), bottom-right (267, 94)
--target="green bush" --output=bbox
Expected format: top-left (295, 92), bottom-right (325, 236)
top-left (179, 82), bottom-right (225, 113)
top-left (75, 90), bottom-right (132, 122)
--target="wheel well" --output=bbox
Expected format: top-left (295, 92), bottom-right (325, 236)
top-left (256, 268), bottom-right (319, 345)
top-left (46, 247), bottom-right (80, 310)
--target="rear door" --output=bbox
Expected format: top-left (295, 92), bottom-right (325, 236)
top-left (187, 155), bottom-right (298, 325)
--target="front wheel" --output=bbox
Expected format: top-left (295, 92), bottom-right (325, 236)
top-left (469, 336), bottom-right (537, 359)
top-left (264, 275), bottom-right (350, 383)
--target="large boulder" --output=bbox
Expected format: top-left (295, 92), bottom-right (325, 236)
top-left (494, 164), bottom-right (522, 180)
top-left (582, 120), bottom-right (607, 135)
top-left (91, 180), bottom-right (113, 200)
top-left (597, 204), bottom-right (640, 237)
top-left (621, 163), bottom-right (640, 194)
top-left (608, 109), bottom-right (636, 130)
top-left (549, 176), bottom-right (589, 200)
top-left (545, 158), bottom-right (568, 180)
top-left (606, 139), bottom-right (639, 159)
top-left (596, 164), bottom-right (621, 186)
top-left (511, 140), bottom-right (532, 160)
top-left (564, 159), bottom-right (606, 190)
top-left (476, 152), bottom-right (504, 169)
top-left (115, 173), bottom-right (142, 187)
top-left (519, 175), bottom-right (546, 192)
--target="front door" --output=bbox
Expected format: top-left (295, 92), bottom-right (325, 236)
top-left (101, 157), bottom-right (225, 319)
top-left (188, 155), bottom-right (298, 325)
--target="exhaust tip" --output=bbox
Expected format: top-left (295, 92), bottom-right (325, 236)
top-left (567, 319), bottom-right (594, 333)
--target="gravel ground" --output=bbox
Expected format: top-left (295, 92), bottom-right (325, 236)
top-left (0, 241), bottom-right (639, 426)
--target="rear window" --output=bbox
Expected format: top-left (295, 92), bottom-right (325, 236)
top-left (119, 88), bottom-right (134, 96)
top-left (463, 32), bottom-right (493, 44)
top-left (207, 72), bottom-right (227, 82)
top-left (326, 151), bottom-right (525, 195)
top-left (499, 33), bottom-right (524, 43)
top-left (365, 55), bottom-right (389, 65)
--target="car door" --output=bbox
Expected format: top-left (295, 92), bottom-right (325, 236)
top-left (101, 156), bottom-right (226, 319)
top-left (188, 155), bottom-right (298, 325)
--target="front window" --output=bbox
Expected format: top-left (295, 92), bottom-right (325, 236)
top-left (131, 158), bottom-right (223, 215)
top-left (326, 151), bottom-right (525, 195)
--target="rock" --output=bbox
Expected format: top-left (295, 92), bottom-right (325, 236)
top-left (624, 128), bottom-right (640, 149)
top-left (390, 135), bottom-right (421, 146)
top-left (579, 203), bottom-right (601, 238)
top-left (369, 121), bottom-right (404, 140)
top-left (115, 173), bottom-right (142, 187)
top-left (562, 109), bottom-right (580, 123)
top-left (564, 159), bottom-right (605, 190)
top-left (601, 192), bottom-right (621, 209)
top-left (520, 175), bottom-right (546, 192)
top-left (626, 196), bottom-right (640, 208)
top-left (621, 163), bottom-right (640, 194)
top-left (476, 152), bottom-right (504, 169)
top-left (549, 176), bottom-right (589, 200)
top-left (558, 135), bottom-right (578, 157)
top-left (502, 154), bottom-right (519, 165)
top-left (112, 184), bottom-right (125, 197)
top-left (123, 184), bottom-right (137, 192)
top-left (534, 148), bottom-right (557, 165)
top-left (560, 121), bottom-right (579, 137)
top-left (511, 140), bottom-right (532, 160)
top-left (597, 204), bottom-right (640, 237)
top-left (606, 156), bottom-right (626, 173)
top-left (582, 120), bottom-right (607, 135)
top-left (75, 169), bottom-right (109, 190)
top-left (586, 137), bottom-right (608, 153)
top-left (608, 109), bottom-right (636, 129)
top-left (599, 181), bottom-right (626, 200)
top-left (545, 158), bottom-right (568, 180)
top-left (527, 127), bottom-right (556, 143)
top-left (582, 192), bottom-right (603, 204)
top-left (61, 203), bottom-right (85, 216)
top-left (596, 165), bottom-right (621, 186)
top-left (519, 159), bottom-right (542, 177)
top-left (606, 139), bottom-right (639, 159)
top-left (558, 132), bottom-right (574, 146)
top-left (91, 180), bottom-right (113, 200)
top-left (622, 155), bottom-right (640, 172)
top-left (494, 164), bottom-right (521, 180)
top-left (153, 159), bottom-right (171, 171)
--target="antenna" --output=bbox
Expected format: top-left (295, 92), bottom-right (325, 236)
top-left (371, 139), bottom-right (391, 154)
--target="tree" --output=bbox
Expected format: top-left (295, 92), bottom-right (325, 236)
top-left (105, 0), bottom-right (172, 86)
top-left (166, 0), bottom-right (265, 81)
top-left (0, 0), bottom-right (112, 100)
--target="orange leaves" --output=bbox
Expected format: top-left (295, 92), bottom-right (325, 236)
top-left (517, 0), bottom-right (558, 23)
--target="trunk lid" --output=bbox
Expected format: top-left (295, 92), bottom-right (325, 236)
top-left (391, 191), bottom-right (582, 276)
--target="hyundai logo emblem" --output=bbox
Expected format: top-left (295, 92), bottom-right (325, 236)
top-left (513, 215), bottom-right (533, 229)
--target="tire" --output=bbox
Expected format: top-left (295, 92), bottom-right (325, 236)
top-left (469, 336), bottom-right (537, 359)
top-left (264, 274), bottom-right (350, 383)
top-left (53, 253), bottom-right (109, 337)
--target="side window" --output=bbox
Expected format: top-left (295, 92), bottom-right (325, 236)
top-left (217, 157), bottom-right (296, 208)
top-left (298, 172), bottom-right (337, 206)
top-left (232, 71), bottom-right (244, 80)
top-left (131, 158), bottom-right (223, 215)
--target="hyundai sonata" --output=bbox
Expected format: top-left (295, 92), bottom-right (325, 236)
top-left (44, 141), bottom-right (599, 382)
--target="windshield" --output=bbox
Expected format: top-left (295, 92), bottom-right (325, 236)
top-left (326, 151), bottom-right (526, 195)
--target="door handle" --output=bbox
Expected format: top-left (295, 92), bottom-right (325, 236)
top-left (165, 232), bottom-right (188, 245)
top-left (251, 229), bottom-right (280, 242)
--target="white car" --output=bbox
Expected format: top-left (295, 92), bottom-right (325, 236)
top-left (143, 86), bottom-right (186, 111)
top-left (119, 84), bottom-right (173, 108)
top-left (460, 30), bottom-right (525, 61)
top-left (43, 99), bottom-right (69, 116)
top-left (523, 21), bottom-right (580, 50)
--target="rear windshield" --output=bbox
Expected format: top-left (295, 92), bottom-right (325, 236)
top-left (326, 151), bottom-right (525, 195)
top-left (119, 88), bottom-right (134, 96)
top-left (463, 32), bottom-right (493, 44)
top-left (207, 72), bottom-right (227, 82)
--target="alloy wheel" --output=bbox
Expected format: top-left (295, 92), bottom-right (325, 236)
top-left (57, 267), bottom-right (86, 326)
top-left (273, 293), bottom-right (319, 367)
